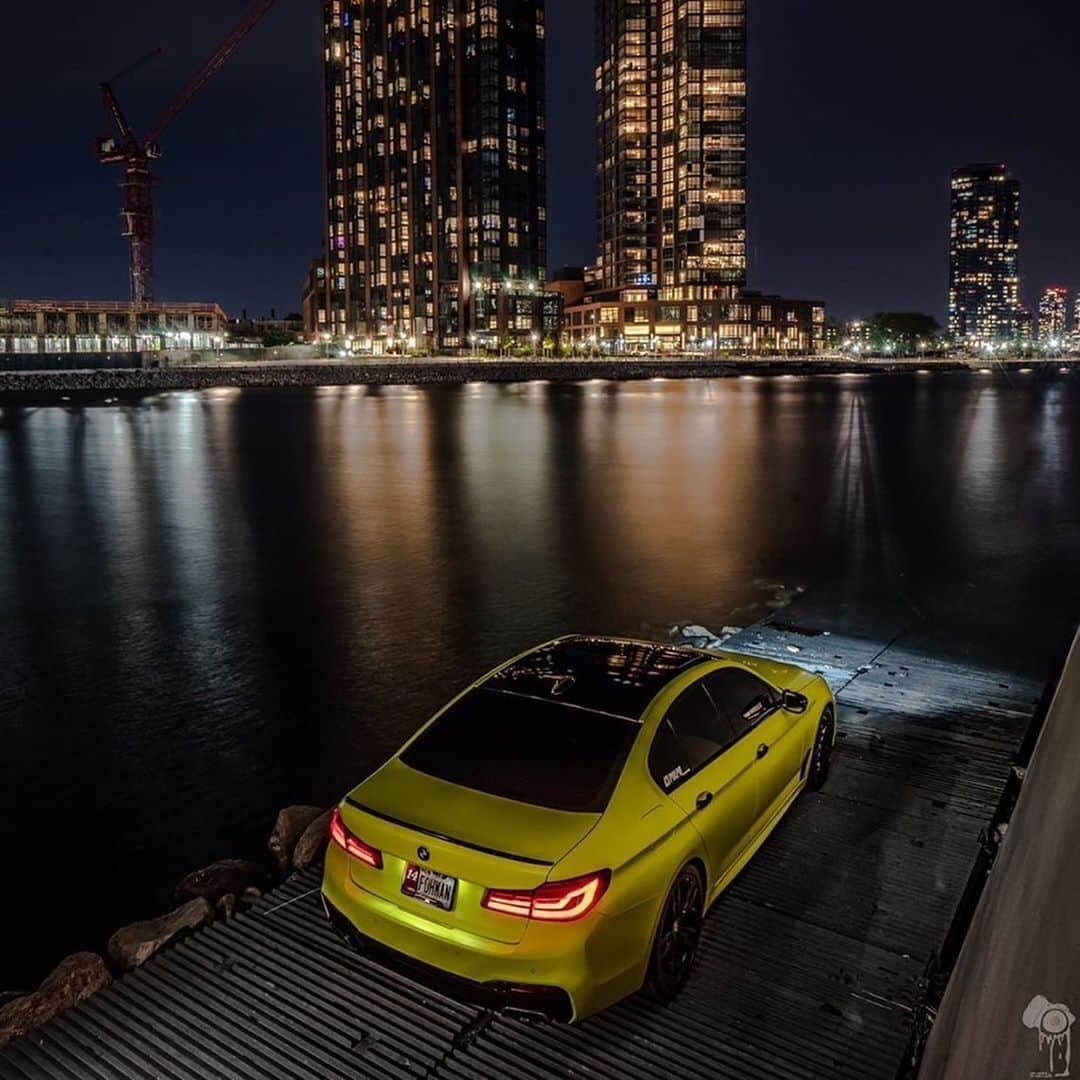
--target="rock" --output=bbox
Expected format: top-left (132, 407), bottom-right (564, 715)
top-left (269, 805), bottom-right (326, 873)
top-left (0, 953), bottom-right (110, 1048)
top-left (107, 898), bottom-right (213, 972)
top-left (216, 894), bottom-right (236, 922)
top-left (292, 808), bottom-right (333, 871)
top-left (176, 859), bottom-right (272, 904)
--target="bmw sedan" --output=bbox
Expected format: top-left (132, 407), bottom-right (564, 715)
top-left (322, 635), bottom-right (836, 1022)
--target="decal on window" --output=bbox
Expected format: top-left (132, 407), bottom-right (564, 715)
top-left (663, 764), bottom-right (689, 789)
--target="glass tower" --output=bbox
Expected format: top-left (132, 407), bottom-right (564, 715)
top-left (595, 0), bottom-right (747, 298)
top-left (321, 0), bottom-right (547, 351)
top-left (948, 164), bottom-right (1021, 344)
top-left (1038, 286), bottom-right (1068, 342)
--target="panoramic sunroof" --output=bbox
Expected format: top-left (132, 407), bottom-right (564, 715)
top-left (485, 636), bottom-right (706, 721)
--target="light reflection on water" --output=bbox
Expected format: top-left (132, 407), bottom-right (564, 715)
top-left (0, 372), bottom-right (1077, 985)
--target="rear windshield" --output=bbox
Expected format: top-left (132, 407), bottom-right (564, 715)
top-left (400, 688), bottom-right (639, 813)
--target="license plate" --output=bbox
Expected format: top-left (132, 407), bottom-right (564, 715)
top-left (402, 864), bottom-right (457, 911)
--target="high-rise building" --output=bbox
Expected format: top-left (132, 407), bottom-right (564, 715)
top-left (948, 164), bottom-right (1022, 344)
top-left (319, 0), bottom-right (547, 352)
top-left (566, 0), bottom-right (801, 355)
top-left (595, 0), bottom-right (747, 297)
top-left (1038, 286), bottom-right (1068, 342)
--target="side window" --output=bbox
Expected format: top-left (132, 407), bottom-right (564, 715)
top-left (648, 719), bottom-right (692, 793)
top-left (705, 667), bottom-right (779, 738)
top-left (649, 683), bottom-right (733, 792)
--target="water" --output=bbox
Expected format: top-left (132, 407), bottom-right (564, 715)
top-left (1, 373), bottom-right (1078, 988)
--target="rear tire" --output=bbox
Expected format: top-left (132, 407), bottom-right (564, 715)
top-left (807, 706), bottom-right (835, 791)
top-left (644, 863), bottom-right (704, 1004)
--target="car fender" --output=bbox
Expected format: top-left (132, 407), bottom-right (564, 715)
top-left (610, 809), bottom-right (705, 925)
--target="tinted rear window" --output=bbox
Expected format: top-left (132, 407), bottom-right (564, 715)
top-left (400, 688), bottom-right (639, 813)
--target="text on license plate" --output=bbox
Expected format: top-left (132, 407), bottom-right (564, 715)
top-left (402, 864), bottom-right (457, 911)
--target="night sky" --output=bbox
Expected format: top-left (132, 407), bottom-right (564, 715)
top-left (2, 0), bottom-right (1077, 322)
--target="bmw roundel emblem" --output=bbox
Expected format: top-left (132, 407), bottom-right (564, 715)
top-left (417, 846), bottom-right (430, 862)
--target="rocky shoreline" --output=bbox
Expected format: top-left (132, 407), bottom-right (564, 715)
top-left (0, 355), bottom-right (1030, 402)
top-left (0, 805), bottom-right (333, 1048)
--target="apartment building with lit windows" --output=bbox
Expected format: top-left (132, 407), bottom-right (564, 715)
top-left (565, 0), bottom-right (823, 353)
top-left (318, 0), bottom-right (547, 352)
top-left (948, 164), bottom-right (1022, 344)
top-left (1037, 285), bottom-right (1068, 342)
top-left (595, 0), bottom-right (747, 298)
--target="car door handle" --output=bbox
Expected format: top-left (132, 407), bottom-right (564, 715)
top-left (695, 791), bottom-right (713, 811)
top-left (757, 743), bottom-right (770, 760)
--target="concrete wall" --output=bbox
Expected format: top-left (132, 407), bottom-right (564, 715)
top-left (0, 352), bottom-right (143, 372)
top-left (919, 627), bottom-right (1080, 1079)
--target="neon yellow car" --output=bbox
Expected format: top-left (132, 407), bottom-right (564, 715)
top-left (322, 635), bottom-right (835, 1022)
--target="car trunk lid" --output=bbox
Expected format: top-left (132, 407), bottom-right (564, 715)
top-left (340, 759), bottom-right (600, 944)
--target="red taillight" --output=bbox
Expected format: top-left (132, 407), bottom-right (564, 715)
top-left (482, 871), bottom-right (611, 923)
top-left (329, 807), bottom-right (383, 869)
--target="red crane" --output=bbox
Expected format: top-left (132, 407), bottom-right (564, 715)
top-left (95, 0), bottom-right (277, 306)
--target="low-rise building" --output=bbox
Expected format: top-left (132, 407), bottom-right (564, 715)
top-left (228, 310), bottom-right (304, 345)
top-left (561, 288), bottom-right (825, 355)
top-left (0, 299), bottom-right (228, 355)
top-left (546, 267), bottom-right (587, 312)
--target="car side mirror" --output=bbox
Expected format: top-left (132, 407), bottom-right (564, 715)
top-left (781, 690), bottom-right (809, 714)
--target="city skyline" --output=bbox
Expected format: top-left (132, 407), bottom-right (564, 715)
top-left (1, 0), bottom-right (1079, 321)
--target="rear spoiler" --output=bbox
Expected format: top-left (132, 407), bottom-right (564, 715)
top-left (345, 796), bottom-right (555, 867)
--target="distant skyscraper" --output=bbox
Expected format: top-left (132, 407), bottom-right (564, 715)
top-left (948, 164), bottom-right (1021, 344)
top-left (319, 0), bottom-right (547, 352)
top-left (595, 0), bottom-right (747, 297)
top-left (1038, 286), bottom-right (1068, 341)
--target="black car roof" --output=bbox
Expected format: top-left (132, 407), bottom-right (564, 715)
top-left (483, 636), bottom-right (708, 722)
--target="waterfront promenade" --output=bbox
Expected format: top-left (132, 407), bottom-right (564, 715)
top-left (0, 354), bottom-right (1075, 400)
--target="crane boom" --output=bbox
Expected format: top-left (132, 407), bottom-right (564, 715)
top-left (94, 0), bottom-right (278, 306)
top-left (105, 48), bottom-right (164, 89)
top-left (146, 0), bottom-right (278, 143)
top-left (99, 83), bottom-right (136, 146)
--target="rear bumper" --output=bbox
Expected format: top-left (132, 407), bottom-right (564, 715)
top-left (321, 844), bottom-right (655, 1021)
top-left (323, 893), bottom-right (573, 1022)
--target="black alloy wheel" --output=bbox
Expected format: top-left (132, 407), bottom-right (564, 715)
top-left (645, 863), bottom-right (705, 1003)
top-left (807, 706), bottom-right (835, 791)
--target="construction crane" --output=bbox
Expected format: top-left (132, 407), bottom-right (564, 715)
top-left (95, 0), bottom-right (277, 306)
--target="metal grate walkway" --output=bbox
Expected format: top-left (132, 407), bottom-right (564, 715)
top-left (0, 616), bottom-right (1044, 1079)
